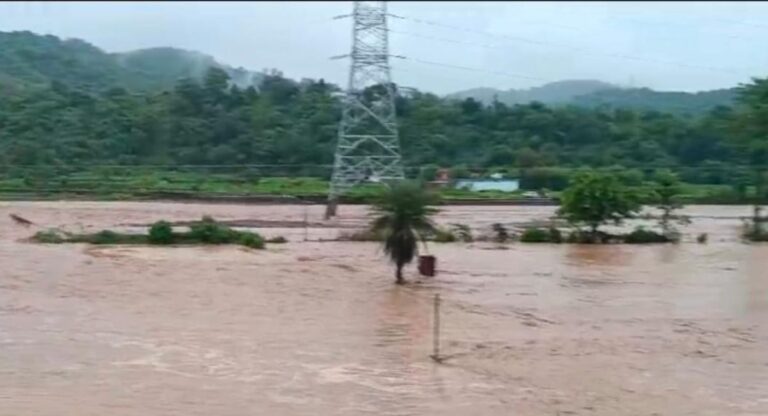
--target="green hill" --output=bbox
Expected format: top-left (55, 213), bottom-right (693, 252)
top-left (571, 87), bottom-right (738, 115)
top-left (0, 31), bottom-right (262, 94)
top-left (448, 80), bottom-right (737, 116)
top-left (0, 31), bottom-right (143, 92)
top-left (447, 80), bottom-right (617, 106)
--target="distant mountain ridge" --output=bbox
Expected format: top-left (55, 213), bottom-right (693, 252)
top-left (448, 80), bottom-right (617, 105)
top-left (0, 30), bottom-right (739, 115)
top-left (447, 80), bottom-right (737, 115)
top-left (0, 31), bottom-right (263, 93)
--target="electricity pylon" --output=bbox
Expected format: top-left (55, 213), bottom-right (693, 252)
top-left (325, 1), bottom-right (404, 219)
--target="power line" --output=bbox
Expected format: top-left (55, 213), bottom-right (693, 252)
top-left (390, 13), bottom-right (756, 76)
top-left (601, 15), bottom-right (759, 44)
top-left (389, 28), bottom-right (535, 56)
top-left (398, 56), bottom-right (551, 83)
top-left (387, 27), bottom-right (742, 86)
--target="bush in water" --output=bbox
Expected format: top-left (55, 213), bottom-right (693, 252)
top-left (148, 221), bottom-right (175, 245)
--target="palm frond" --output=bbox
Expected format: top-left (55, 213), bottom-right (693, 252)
top-left (371, 181), bottom-right (439, 268)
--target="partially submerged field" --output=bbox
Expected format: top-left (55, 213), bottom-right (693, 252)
top-left (1, 201), bottom-right (767, 416)
top-left (0, 171), bottom-right (755, 204)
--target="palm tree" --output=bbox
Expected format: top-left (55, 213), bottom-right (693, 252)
top-left (371, 181), bottom-right (438, 284)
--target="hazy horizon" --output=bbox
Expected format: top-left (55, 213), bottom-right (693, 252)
top-left (1, 1), bottom-right (767, 94)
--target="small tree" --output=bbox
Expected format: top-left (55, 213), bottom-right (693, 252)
top-left (558, 171), bottom-right (641, 239)
top-left (653, 170), bottom-right (690, 239)
top-left (370, 181), bottom-right (438, 284)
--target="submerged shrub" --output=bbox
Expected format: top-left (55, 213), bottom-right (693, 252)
top-left (566, 230), bottom-right (613, 244)
top-left (491, 223), bottom-right (510, 243)
top-left (148, 221), bottom-right (175, 245)
top-left (267, 236), bottom-right (288, 244)
top-left (239, 232), bottom-right (265, 249)
top-left (433, 228), bottom-right (458, 243)
top-left (449, 223), bottom-right (473, 242)
top-left (549, 227), bottom-right (563, 243)
top-left (32, 229), bottom-right (66, 244)
top-left (29, 216), bottom-right (265, 249)
top-left (520, 227), bottom-right (563, 243)
top-left (743, 228), bottom-right (768, 242)
top-left (623, 227), bottom-right (671, 244)
top-left (89, 230), bottom-right (121, 244)
top-left (520, 228), bottom-right (550, 243)
top-left (189, 216), bottom-right (239, 244)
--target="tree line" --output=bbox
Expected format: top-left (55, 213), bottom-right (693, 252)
top-left (1, 67), bottom-right (767, 195)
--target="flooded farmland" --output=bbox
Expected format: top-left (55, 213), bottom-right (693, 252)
top-left (1, 201), bottom-right (767, 416)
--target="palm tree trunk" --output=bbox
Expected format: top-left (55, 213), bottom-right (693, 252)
top-left (395, 263), bottom-right (405, 285)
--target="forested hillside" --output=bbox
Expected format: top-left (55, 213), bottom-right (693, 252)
top-left (0, 65), bottom-right (763, 177)
top-left (447, 80), bottom-right (617, 106)
top-left (571, 87), bottom-right (738, 115)
top-left (0, 31), bottom-right (766, 199)
top-left (0, 31), bottom-right (261, 93)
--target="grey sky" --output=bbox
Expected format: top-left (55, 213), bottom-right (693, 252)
top-left (2, 1), bottom-right (768, 94)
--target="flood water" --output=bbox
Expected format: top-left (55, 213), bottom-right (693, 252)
top-left (1, 202), bottom-right (766, 416)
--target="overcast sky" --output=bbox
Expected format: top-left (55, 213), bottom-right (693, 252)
top-left (2, 1), bottom-right (768, 94)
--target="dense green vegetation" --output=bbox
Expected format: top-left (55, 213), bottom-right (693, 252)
top-left (32, 216), bottom-right (266, 248)
top-left (1, 31), bottom-right (767, 205)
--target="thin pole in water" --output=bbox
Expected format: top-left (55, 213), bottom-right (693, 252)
top-left (303, 202), bottom-right (309, 242)
top-left (431, 293), bottom-right (442, 363)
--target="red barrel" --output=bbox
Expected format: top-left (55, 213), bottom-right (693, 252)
top-left (418, 255), bottom-right (436, 277)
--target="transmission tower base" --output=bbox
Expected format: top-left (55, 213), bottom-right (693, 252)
top-left (324, 198), bottom-right (338, 220)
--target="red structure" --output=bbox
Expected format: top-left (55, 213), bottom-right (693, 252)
top-left (418, 255), bottom-right (436, 277)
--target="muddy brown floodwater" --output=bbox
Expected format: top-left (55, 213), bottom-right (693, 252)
top-left (1, 201), bottom-right (767, 416)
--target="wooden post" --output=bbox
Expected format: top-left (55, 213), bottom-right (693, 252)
top-left (431, 293), bottom-right (442, 362)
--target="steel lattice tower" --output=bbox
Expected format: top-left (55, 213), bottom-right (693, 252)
top-left (325, 1), bottom-right (404, 219)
